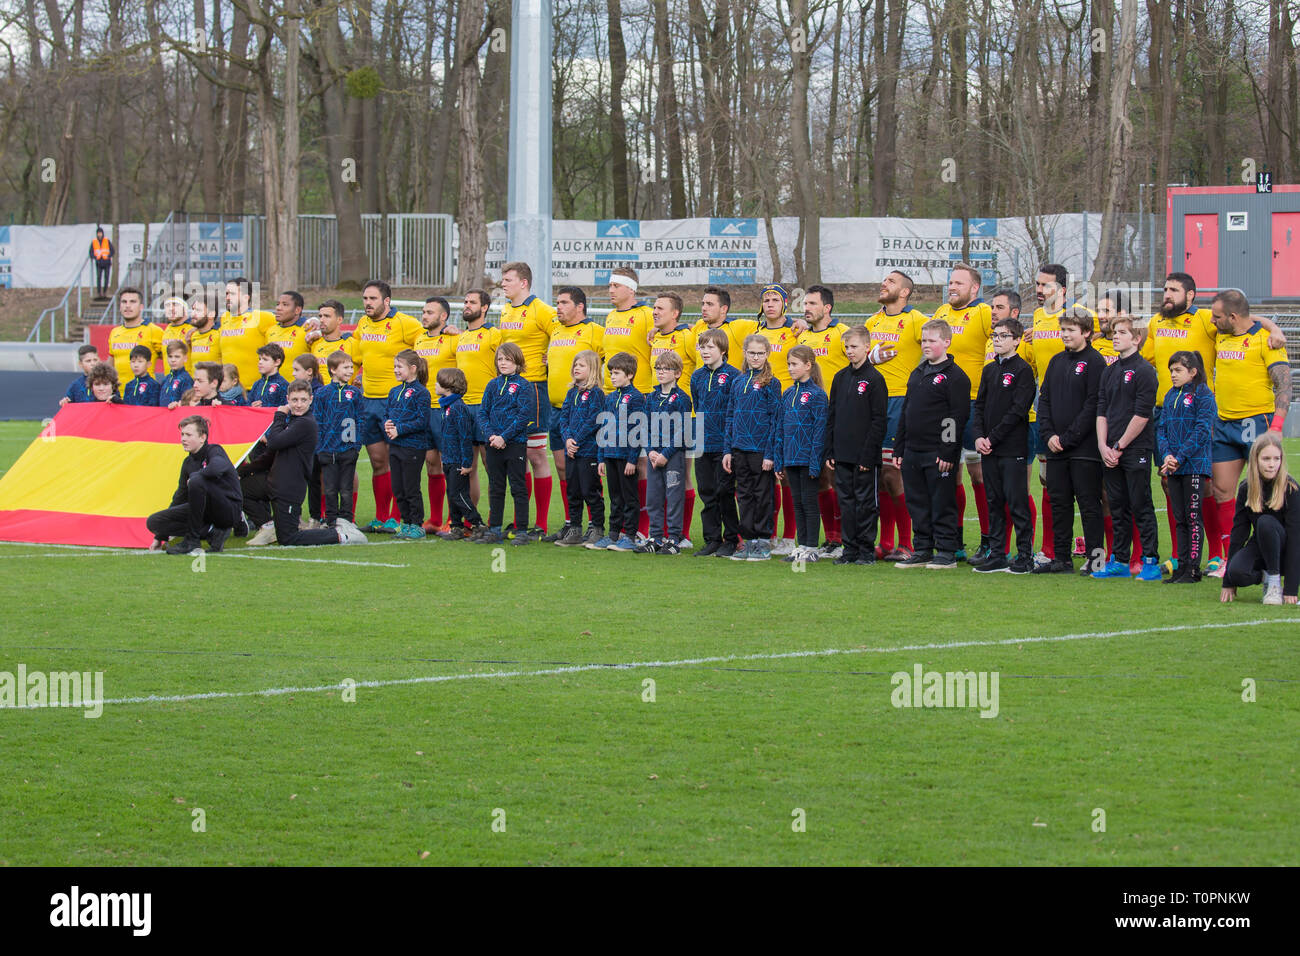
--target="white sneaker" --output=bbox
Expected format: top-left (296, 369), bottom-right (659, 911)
top-left (247, 521), bottom-right (277, 546)
top-left (335, 519), bottom-right (368, 545)
top-left (1263, 579), bottom-right (1284, 606)
top-left (678, 537), bottom-right (693, 550)
top-left (771, 537), bottom-right (796, 556)
top-left (1032, 550), bottom-right (1052, 567)
top-left (635, 531), bottom-right (649, 546)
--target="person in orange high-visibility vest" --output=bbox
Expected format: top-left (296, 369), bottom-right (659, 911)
top-left (89, 227), bottom-right (114, 296)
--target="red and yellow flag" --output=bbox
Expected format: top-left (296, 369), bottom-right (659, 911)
top-left (0, 404), bottom-right (274, 548)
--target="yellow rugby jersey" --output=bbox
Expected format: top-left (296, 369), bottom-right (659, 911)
top-left (108, 323), bottom-right (162, 395)
top-left (799, 320), bottom-right (850, 384)
top-left (219, 309), bottom-right (276, 391)
top-left (650, 324), bottom-right (698, 397)
top-left (1093, 335), bottom-right (1118, 366)
top-left (1213, 322), bottom-right (1288, 420)
top-left (1140, 308), bottom-right (1217, 402)
top-left (413, 328), bottom-right (462, 406)
top-left (546, 320), bottom-right (604, 408)
top-left (188, 326), bottom-right (222, 369)
top-left (756, 321), bottom-right (798, 389)
top-left (932, 300), bottom-right (994, 399)
top-left (498, 295), bottom-right (558, 384)
top-left (352, 309), bottom-right (422, 399)
top-left (265, 322), bottom-right (309, 373)
top-left (311, 335), bottom-right (355, 384)
top-left (865, 308), bottom-right (926, 397)
top-left (456, 325), bottom-right (503, 405)
top-left (157, 322), bottom-right (194, 373)
top-left (690, 316), bottom-right (758, 371)
top-left (602, 301), bottom-right (656, 391)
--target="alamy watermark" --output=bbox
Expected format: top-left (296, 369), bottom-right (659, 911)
top-left (890, 663), bottom-right (999, 718)
top-left (0, 664), bottom-right (104, 718)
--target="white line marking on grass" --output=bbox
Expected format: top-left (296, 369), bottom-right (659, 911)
top-left (72, 617), bottom-right (1297, 709)
top-left (0, 550), bottom-right (408, 568)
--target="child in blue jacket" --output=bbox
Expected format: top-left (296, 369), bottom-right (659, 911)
top-left (555, 350), bottom-right (605, 548)
top-left (596, 351), bottom-right (647, 551)
top-left (314, 352), bottom-right (363, 528)
top-left (123, 345), bottom-right (162, 406)
top-left (384, 349), bottom-right (433, 539)
top-left (433, 366), bottom-right (484, 539)
top-left (774, 344), bottom-right (829, 562)
top-left (724, 334), bottom-right (783, 561)
top-left (158, 342), bottom-right (194, 408)
top-left (643, 351), bottom-right (693, 554)
top-left (1156, 350), bottom-right (1217, 582)
top-left (475, 342), bottom-right (536, 544)
top-left (689, 329), bottom-right (742, 556)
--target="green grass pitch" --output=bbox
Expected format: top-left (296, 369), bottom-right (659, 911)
top-left (0, 420), bottom-right (1295, 865)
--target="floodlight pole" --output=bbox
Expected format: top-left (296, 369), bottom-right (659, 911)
top-left (506, 0), bottom-right (553, 303)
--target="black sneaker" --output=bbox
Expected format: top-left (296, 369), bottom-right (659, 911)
top-left (510, 529), bottom-right (533, 546)
top-left (206, 526), bottom-right (232, 553)
top-left (542, 523), bottom-right (571, 544)
top-left (854, 555), bottom-right (877, 566)
top-left (897, 551), bottom-right (933, 568)
top-left (659, 541), bottom-right (681, 555)
top-left (439, 526), bottom-right (471, 541)
top-left (1163, 566), bottom-right (1188, 584)
top-left (166, 536), bottom-right (203, 555)
top-left (974, 555), bottom-right (1009, 573)
top-left (1177, 568), bottom-right (1203, 583)
top-left (1032, 558), bottom-right (1073, 574)
top-left (926, 552), bottom-right (958, 569)
top-left (715, 541), bottom-right (737, 558)
top-left (833, 552), bottom-right (859, 565)
top-left (1007, 555), bottom-right (1034, 574)
top-left (695, 541), bottom-right (721, 557)
top-left (969, 543), bottom-right (995, 566)
top-left (634, 539), bottom-right (658, 554)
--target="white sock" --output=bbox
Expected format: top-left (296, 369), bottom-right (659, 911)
top-left (1266, 573), bottom-right (1282, 588)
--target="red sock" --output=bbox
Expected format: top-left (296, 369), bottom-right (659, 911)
top-left (955, 483), bottom-right (967, 540)
top-left (817, 490), bottom-right (836, 544)
top-left (1217, 498), bottom-right (1236, 559)
top-left (534, 475), bottom-right (552, 531)
top-left (1041, 493), bottom-right (1055, 559)
top-left (893, 493), bottom-right (912, 549)
top-left (427, 474), bottom-right (445, 527)
top-left (782, 485), bottom-right (796, 539)
top-left (372, 472), bottom-right (393, 522)
top-left (559, 479), bottom-right (570, 522)
top-left (771, 484), bottom-right (782, 539)
top-left (352, 490), bottom-right (359, 517)
top-left (682, 489), bottom-right (695, 540)
top-left (972, 481), bottom-right (989, 537)
top-left (878, 489), bottom-right (895, 552)
top-left (1131, 518), bottom-right (1143, 563)
top-left (1104, 515), bottom-right (1114, 555)
top-left (638, 478), bottom-right (649, 537)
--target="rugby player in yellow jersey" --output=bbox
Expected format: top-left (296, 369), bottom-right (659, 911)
top-left (755, 283), bottom-right (806, 554)
top-left (650, 292), bottom-right (698, 547)
top-left (455, 289), bottom-right (501, 509)
top-left (690, 287), bottom-right (756, 369)
top-left (107, 287), bottom-right (161, 396)
top-left (266, 291), bottom-right (310, 372)
top-left (931, 263), bottom-right (995, 561)
top-left (352, 279), bottom-right (423, 531)
top-left (541, 287), bottom-right (606, 541)
top-left (219, 277), bottom-right (277, 393)
top-left (499, 261), bottom-right (559, 538)
top-left (601, 266), bottom-right (656, 538)
top-left (412, 296), bottom-right (460, 532)
top-left (800, 285), bottom-right (850, 555)
top-left (307, 299), bottom-right (354, 383)
top-left (867, 269), bottom-right (926, 558)
top-left (186, 290), bottom-right (222, 369)
top-left (1208, 289), bottom-right (1291, 575)
top-left (156, 297), bottom-right (194, 375)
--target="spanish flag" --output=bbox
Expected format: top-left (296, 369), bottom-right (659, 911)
top-left (0, 404), bottom-right (275, 548)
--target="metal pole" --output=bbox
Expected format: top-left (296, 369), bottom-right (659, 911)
top-left (506, 0), bottom-right (553, 303)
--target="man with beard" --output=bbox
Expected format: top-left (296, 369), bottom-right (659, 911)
top-left (689, 287), bottom-right (755, 370)
top-left (219, 277), bottom-right (277, 392)
top-left (107, 287), bottom-right (162, 396)
top-left (266, 290), bottom-right (310, 370)
top-left (308, 299), bottom-right (355, 383)
top-left (413, 295), bottom-right (461, 532)
top-left (187, 290), bottom-right (223, 369)
top-left (455, 289), bottom-right (501, 509)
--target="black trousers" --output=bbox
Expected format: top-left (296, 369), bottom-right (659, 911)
top-left (605, 457), bottom-right (639, 537)
top-left (1105, 461), bottom-right (1159, 563)
top-left (901, 456), bottom-right (959, 553)
top-left (784, 465), bottom-right (822, 547)
top-left (834, 462), bottom-right (879, 558)
top-left (94, 260), bottom-right (111, 295)
top-left (307, 459), bottom-right (323, 521)
top-left (272, 498), bottom-right (341, 546)
top-left (695, 451), bottom-right (740, 545)
top-left (486, 442), bottom-right (528, 530)
top-left (566, 455), bottom-right (604, 531)
top-left (1045, 457), bottom-right (1104, 568)
top-left (146, 474), bottom-right (243, 541)
top-left (1168, 473), bottom-right (1207, 571)
top-left (733, 450), bottom-right (774, 540)
top-left (388, 444), bottom-right (425, 526)
top-left (1225, 515), bottom-right (1286, 588)
top-left (318, 450), bottom-right (359, 525)
top-left (445, 468), bottom-right (482, 528)
top-left (983, 454), bottom-right (1031, 559)
top-left (240, 470), bottom-right (274, 528)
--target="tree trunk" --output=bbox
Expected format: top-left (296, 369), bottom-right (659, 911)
top-left (455, 0), bottom-right (488, 292)
top-left (788, 0), bottom-right (819, 284)
top-left (872, 0), bottom-right (904, 215)
top-left (1092, 0), bottom-right (1137, 282)
top-left (654, 0), bottom-right (688, 218)
top-left (606, 0), bottom-right (631, 218)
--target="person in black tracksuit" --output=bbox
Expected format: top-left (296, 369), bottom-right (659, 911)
top-left (894, 320), bottom-right (971, 566)
top-left (970, 318), bottom-right (1036, 572)
top-left (689, 329), bottom-right (742, 556)
top-left (146, 415), bottom-right (245, 553)
top-left (240, 381), bottom-right (345, 546)
top-left (824, 326), bottom-right (887, 564)
top-left (1221, 434), bottom-right (1300, 604)
top-left (1036, 312), bottom-right (1106, 573)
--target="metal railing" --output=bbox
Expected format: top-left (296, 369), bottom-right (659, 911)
top-left (25, 261), bottom-right (91, 342)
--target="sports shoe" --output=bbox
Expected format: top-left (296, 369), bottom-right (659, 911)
top-left (1091, 558), bottom-right (1131, 578)
top-left (833, 552), bottom-right (858, 565)
top-left (555, 525), bottom-right (585, 547)
top-left (438, 526), bottom-right (471, 541)
top-left (336, 519), bottom-right (368, 545)
top-left (1072, 535), bottom-right (1086, 556)
top-left (206, 526), bottom-right (232, 553)
top-left (1032, 550), bottom-right (1052, 568)
top-left (510, 528), bottom-right (533, 545)
top-left (542, 523), bottom-right (571, 544)
top-left (588, 534), bottom-right (615, 550)
top-left (609, 534), bottom-right (636, 552)
top-left (975, 556), bottom-right (1010, 573)
top-left (1263, 577), bottom-right (1284, 605)
top-left (148, 538), bottom-right (167, 553)
top-left (1205, 556), bottom-right (1226, 579)
top-left (926, 552), bottom-right (957, 569)
top-left (1007, 555), bottom-right (1034, 574)
top-left (715, 541), bottom-right (738, 559)
top-left (1033, 558), bottom-right (1074, 574)
top-left (380, 518), bottom-right (401, 534)
top-left (747, 539), bottom-right (772, 561)
top-left (819, 541), bottom-right (844, 560)
top-left (580, 527), bottom-right (604, 548)
top-left (695, 541), bottom-right (721, 557)
top-left (953, 548), bottom-right (967, 563)
top-left (1161, 558), bottom-right (1178, 576)
top-left (875, 545), bottom-right (886, 560)
top-left (728, 541), bottom-right (751, 561)
top-left (634, 532), bottom-right (650, 546)
top-left (364, 519), bottom-right (387, 533)
top-left (771, 537), bottom-right (796, 556)
top-left (678, 537), bottom-right (693, 550)
top-left (897, 550), bottom-right (933, 568)
top-left (247, 521), bottom-right (277, 546)
top-left (854, 554), bottom-right (877, 566)
top-left (883, 546), bottom-right (914, 562)
top-left (421, 520), bottom-right (440, 533)
top-left (1164, 565), bottom-right (1188, 584)
top-left (969, 543), bottom-right (995, 566)
top-left (659, 541), bottom-right (681, 555)
top-left (476, 528), bottom-right (506, 544)
top-left (1137, 556), bottom-right (1162, 581)
top-left (634, 539), bottom-right (658, 554)
top-left (400, 524), bottom-right (427, 540)
top-left (166, 536), bottom-right (203, 555)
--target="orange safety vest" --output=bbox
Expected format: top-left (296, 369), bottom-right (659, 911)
top-left (92, 237), bottom-right (111, 260)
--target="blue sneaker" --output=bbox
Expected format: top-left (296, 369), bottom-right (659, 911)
top-left (587, 535), bottom-right (615, 550)
top-left (954, 548), bottom-right (968, 562)
top-left (609, 534), bottom-right (636, 551)
top-left (1091, 557), bottom-right (1131, 578)
top-left (1137, 556), bottom-right (1162, 581)
top-left (401, 524), bottom-right (426, 540)
top-left (380, 517), bottom-right (401, 534)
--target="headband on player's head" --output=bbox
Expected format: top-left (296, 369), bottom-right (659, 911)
top-left (609, 274), bottom-right (638, 292)
top-left (761, 283), bottom-right (789, 317)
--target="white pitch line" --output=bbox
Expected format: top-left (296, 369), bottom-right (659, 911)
top-left (65, 617), bottom-right (1297, 709)
top-left (0, 550), bottom-right (408, 568)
